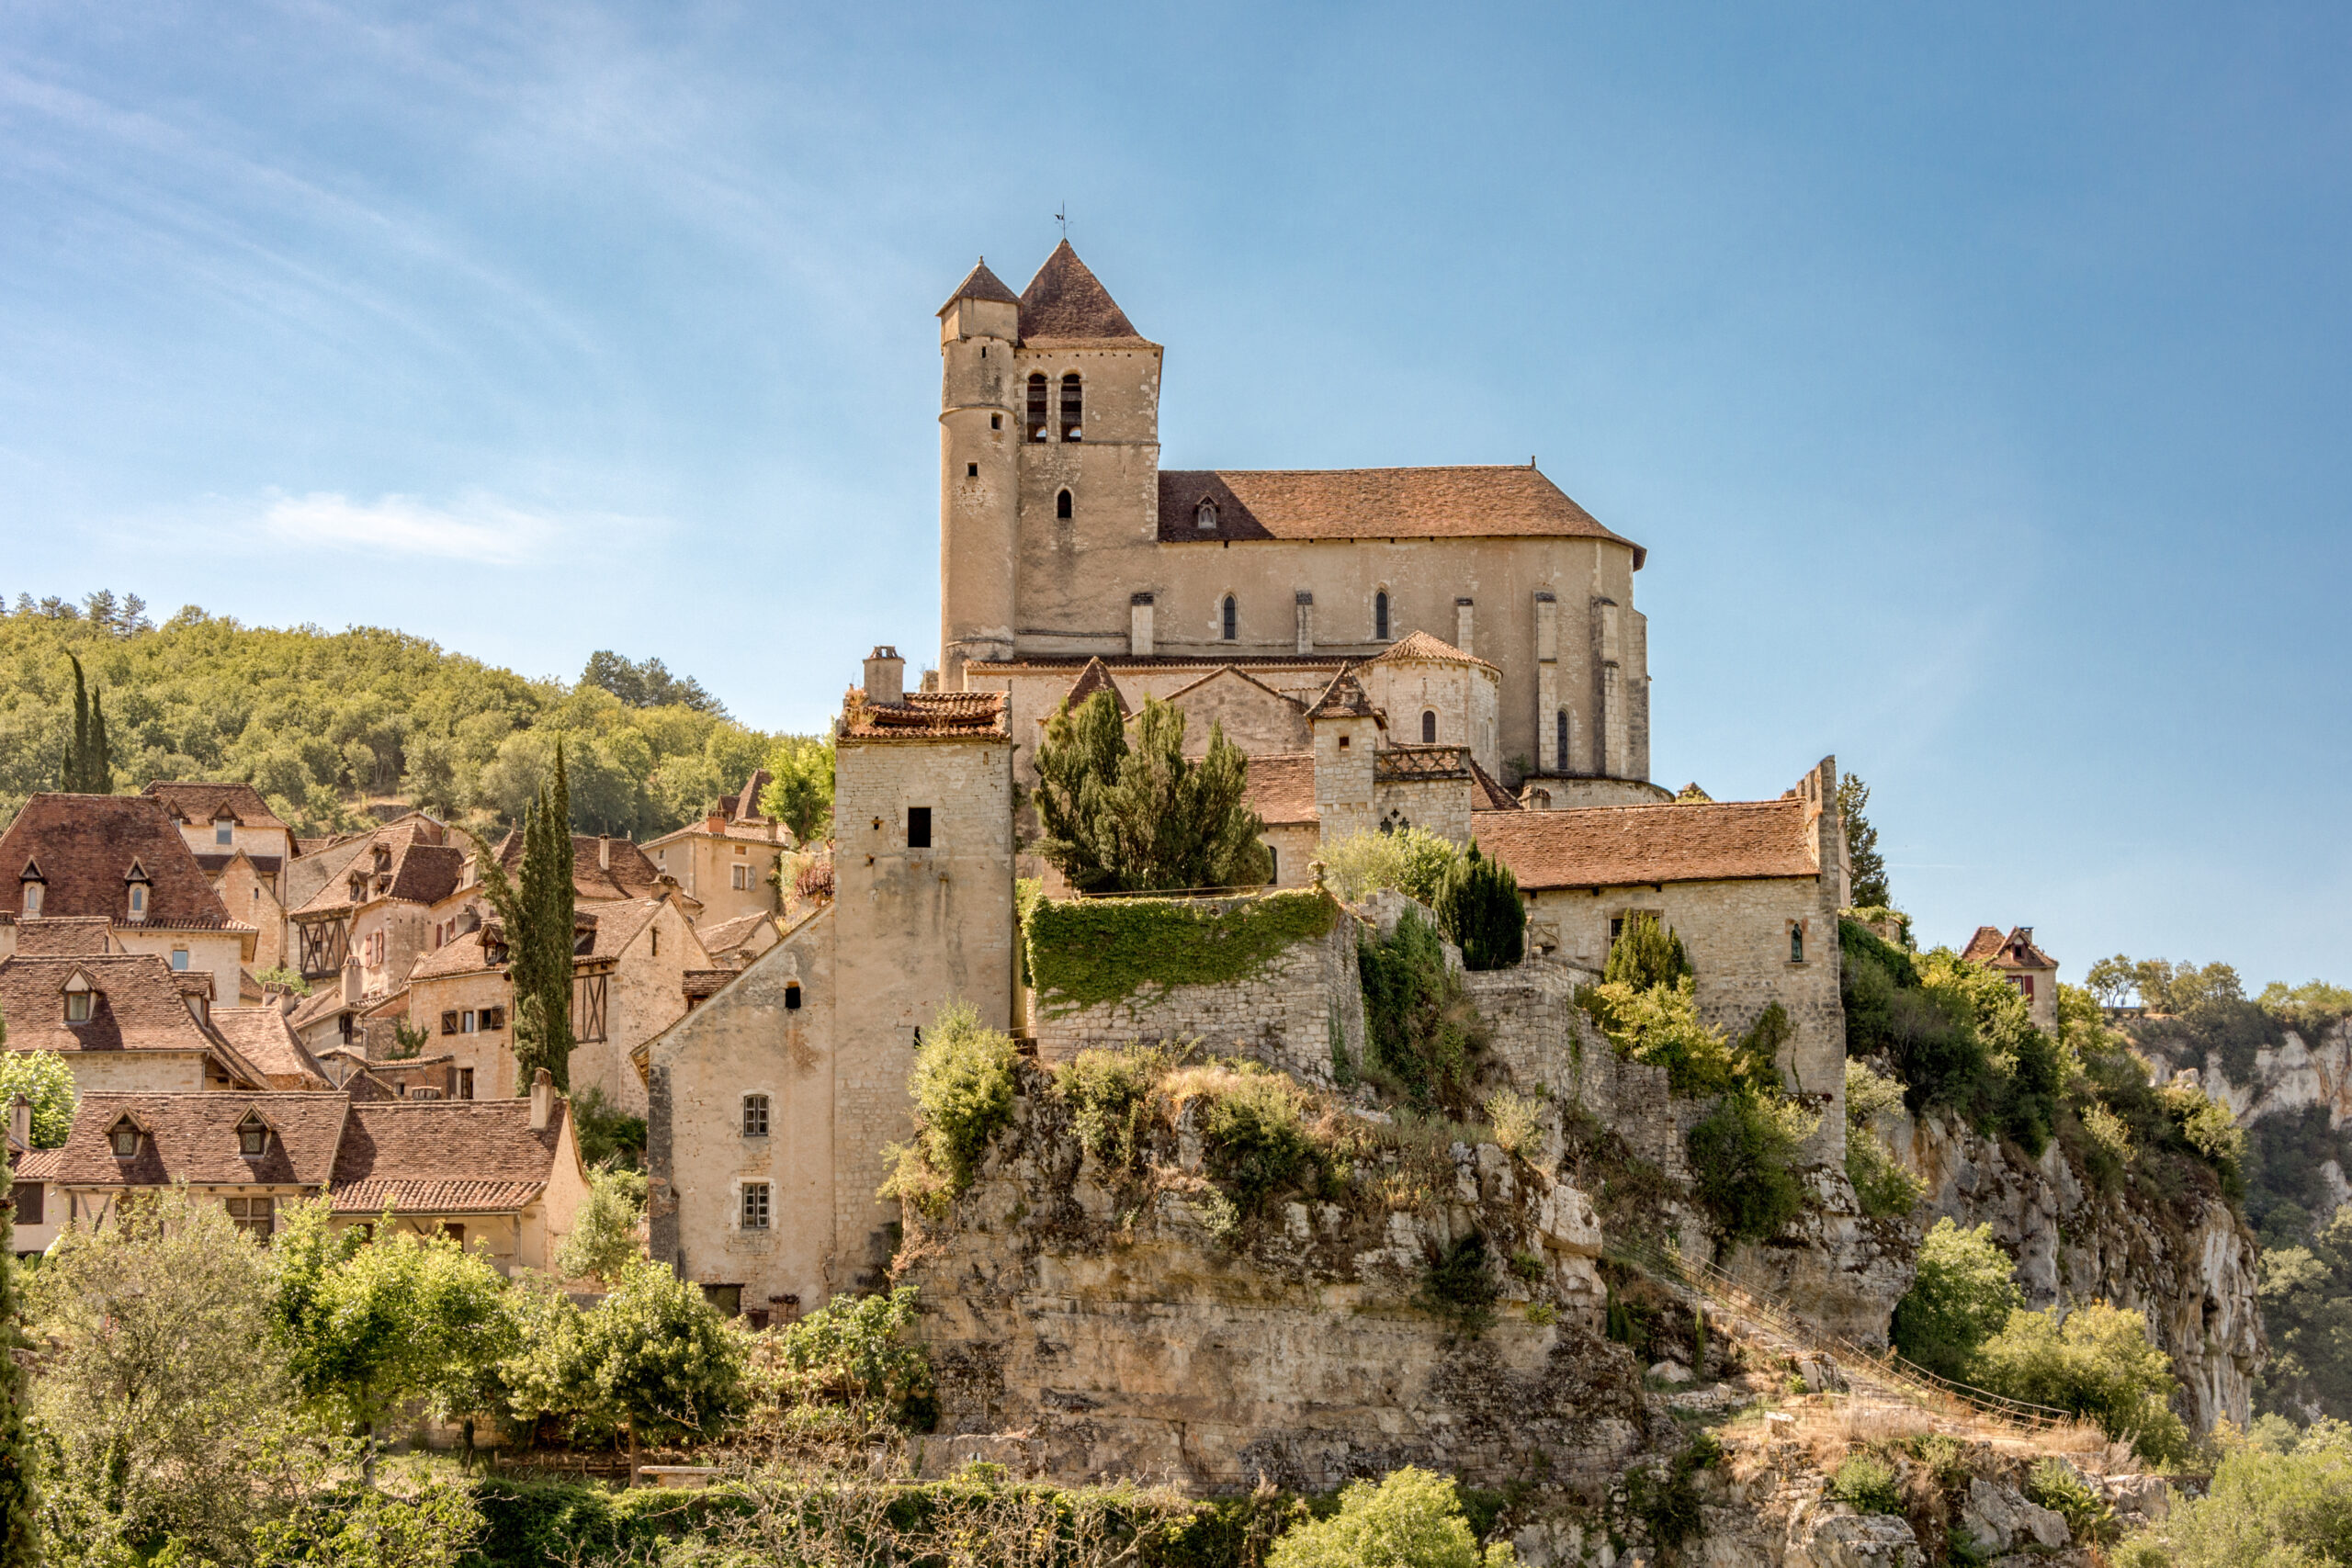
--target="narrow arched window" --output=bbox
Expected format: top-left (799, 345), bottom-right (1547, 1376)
top-left (1221, 595), bottom-right (1237, 641)
top-left (1057, 488), bottom-right (1073, 520)
top-left (1026, 374), bottom-right (1048, 440)
top-left (1265, 844), bottom-right (1278, 886)
top-left (1196, 499), bottom-right (1217, 531)
top-left (1374, 591), bottom-right (1390, 640)
top-left (1060, 372), bottom-right (1082, 440)
top-left (1790, 924), bottom-right (1806, 964)
top-left (1556, 710), bottom-right (1570, 772)
top-left (1421, 710), bottom-right (1437, 744)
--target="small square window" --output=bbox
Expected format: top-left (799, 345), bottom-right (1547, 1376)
top-left (741, 1183), bottom-right (771, 1231)
top-left (215, 821), bottom-right (233, 845)
top-left (743, 1093), bottom-right (770, 1137)
top-left (785, 982), bottom-right (802, 1011)
top-left (967, 462), bottom-right (978, 478)
top-left (170, 949), bottom-right (189, 972)
top-left (907, 807), bottom-right (932, 849)
top-left (65, 991), bottom-right (92, 1023)
top-left (225, 1196), bottom-right (275, 1237)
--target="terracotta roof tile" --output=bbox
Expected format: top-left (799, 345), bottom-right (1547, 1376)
top-left (938, 258), bottom-right (1021, 314)
top-left (50, 1091), bottom-right (348, 1187)
top-left (14, 917), bottom-right (114, 956)
top-left (698, 910), bottom-right (775, 954)
top-left (407, 927), bottom-right (496, 982)
top-left (1370, 629), bottom-right (1500, 674)
top-left (1242, 753), bottom-right (1318, 827)
top-left (1016, 242), bottom-right (1151, 346)
top-left (1158, 467), bottom-right (1642, 562)
top-left (1061, 657), bottom-right (1131, 718)
top-left (731, 770), bottom-right (773, 824)
top-left (328, 1099), bottom-right (564, 1214)
top-left (13, 1148), bottom-right (65, 1180)
top-left (0, 952), bottom-right (254, 1072)
top-left (842, 689), bottom-right (1010, 741)
top-left (1962, 925), bottom-right (2056, 972)
top-left (1469, 759), bottom-right (1522, 812)
top-left (1306, 669), bottom-right (1381, 722)
top-left (1472, 798), bottom-right (1818, 890)
top-left (0, 795), bottom-right (242, 931)
top-left (682, 968), bottom-right (734, 999)
top-left (209, 1006), bottom-right (334, 1090)
top-left (141, 782), bottom-right (288, 833)
top-left (494, 832), bottom-right (665, 904)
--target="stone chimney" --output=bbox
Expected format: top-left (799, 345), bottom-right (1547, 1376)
top-left (864, 646), bottom-right (905, 706)
top-left (1295, 591), bottom-right (1315, 654)
top-left (341, 959), bottom-right (361, 1007)
top-left (1455, 598), bottom-right (1475, 658)
top-left (1129, 593), bottom-right (1155, 658)
top-left (598, 835), bottom-right (613, 872)
top-left (530, 1067), bottom-right (554, 1131)
top-left (706, 807), bottom-right (727, 834)
top-left (9, 1094), bottom-right (28, 1154)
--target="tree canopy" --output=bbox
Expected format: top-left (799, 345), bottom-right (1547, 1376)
top-left (1836, 771), bottom-right (1889, 909)
top-left (1030, 692), bottom-right (1270, 893)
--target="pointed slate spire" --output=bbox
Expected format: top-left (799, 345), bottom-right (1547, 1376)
top-left (938, 256), bottom-right (1021, 317)
top-left (1018, 240), bottom-right (1149, 344)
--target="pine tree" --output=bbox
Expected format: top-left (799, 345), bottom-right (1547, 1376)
top-left (0, 1156), bottom-right (38, 1562)
top-left (1605, 910), bottom-right (1691, 991)
top-left (1838, 771), bottom-right (1890, 910)
top-left (1435, 843), bottom-right (1525, 972)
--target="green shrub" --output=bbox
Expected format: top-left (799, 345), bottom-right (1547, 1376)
top-left (2258, 1208), bottom-right (2352, 1421)
top-left (1844, 1059), bottom-right (1923, 1219)
top-left (553, 1163), bottom-right (647, 1284)
top-left (1320, 827), bottom-right (1464, 906)
top-left (755, 1283), bottom-right (933, 1427)
top-left (1890, 1220), bottom-right (2022, 1381)
top-left (1267, 1466), bottom-right (1512, 1568)
top-left (2025, 1457), bottom-right (2118, 1546)
top-left (1970, 1303), bottom-right (2190, 1463)
top-left (1027, 888), bottom-right (1338, 1015)
top-left (1419, 1233), bottom-right (1501, 1337)
top-left (904, 1000), bottom-right (1018, 1192)
top-left (2117, 1417), bottom-right (2352, 1568)
top-left (1829, 1453), bottom-right (1903, 1515)
top-left (1623, 1433), bottom-right (1722, 1554)
top-left (1578, 976), bottom-right (1740, 1098)
top-left (1483, 1089), bottom-right (1542, 1156)
top-left (1434, 845), bottom-right (1524, 972)
top-left (1359, 908), bottom-right (1484, 1112)
top-left (1605, 911), bottom-right (1690, 991)
top-left (1687, 1092), bottom-right (1815, 1245)
top-left (2161, 1078), bottom-right (2247, 1194)
top-left (0, 1050), bottom-right (74, 1148)
top-left (1057, 1046), bottom-right (1167, 1174)
top-left (1200, 1075), bottom-right (1320, 1214)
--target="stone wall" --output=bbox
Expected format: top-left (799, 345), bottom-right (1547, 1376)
top-left (1030, 897), bottom-right (1366, 1088)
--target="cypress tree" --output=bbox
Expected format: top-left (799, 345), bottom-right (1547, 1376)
top-left (1435, 844), bottom-right (1526, 972)
top-left (467, 741), bottom-right (579, 1093)
top-left (1604, 910), bottom-right (1691, 991)
top-left (536, 745), bottom-right (577, 1089)
top-left (60, 654), bottom-right (114, 794)
top-left (0, 1156), bottom-right (38, 1563)
top-left (88, 684), bottom-right (110, 791)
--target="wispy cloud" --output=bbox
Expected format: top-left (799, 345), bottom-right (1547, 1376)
top-left (256, 491), bottom-right (616, 565)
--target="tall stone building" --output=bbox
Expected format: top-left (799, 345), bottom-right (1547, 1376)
top-left (939, 243), bottom-right (1661, 803)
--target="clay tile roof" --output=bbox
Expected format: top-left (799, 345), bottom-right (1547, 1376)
top-left (1157, 467), bottom-right (1643, 563)
top-left (1017, 241), bottom-right (1152, 346)
top-left (731, 770), bottom-right (773, 824)
top-left (13, 1148), bottom-right (65, 1181)
top-left (842, 689), bottom-right (1010, 741)
top-left (1157, 664), bottom-right (1305, 712)
top-left (1061, 657), bottom-right (1131, 718)
top-left (1962, 926), bottom-right (2056, 972)
top-left (15, 917), bottom-right (115, 956)
top-left (0, 952), bottom-right (247, 1061)
top-left (383, 843), bottom-right (466, 905)
top-left (141, 781), bottom-right (287, 833)
top-left (286, 985), bottom-right (358, 1033)
top-left (1241, 753), bottom-right (1318, 827)
top-left (682, 968), bottom-right (734, 999)
top-left (1469, 759), bottom-right (1522, 812)
top-left (1471, 798), bottom-right (1818, 891)
top-left (328, 1099), bottom-right (564, 1214)
top-left (193, 852), bottom-right (284, 879)
top-left (1371, 629), bottom-right (1500, 674)
top-left (1306, 669), bottom-right (1382, 723)
top-left (578, 898), bottom-right (665, 960)
top-left (492, 831), bottom-right (664, 904)
top-left (209, 1006), bottom-right (334, 1090)
top-left (938, 257), bottom-right (1021, 314)
top-left (51, 1091), bottom-right (348, 1187)
top-left (699, 910), bottom-right (775, 954)
top-left (408, 925), bottom-right (501, 982)
top-left (0, 795), bottom-right (240, 930)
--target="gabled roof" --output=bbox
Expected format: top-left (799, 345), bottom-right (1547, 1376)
top-left (329, 1099), bottom-right (566, 1215)
top-left (287, 986), bottom-right (357, 1033)
top-left (731, 769), bottom-right (772, 824)
top-left (1061, 657), bottom-right (1131, 719)
top-left (293, 837), bottom-right (466, 916)
top-left (1241, 753), bottom-right (1318, 827)
top-left (0, 795), bottom-right (242, 930)
top-left (209, 1006), bottom-right (334, 1090)
top-left (1158, 663), bottom-right (1306, 713)
top-left (1306, 669), bottom-right (1382, 723)
top-left (938, 257), bottom-right (1021, 315)
top-left (1468, 758), bottom-right (1522, 813)
top-left (1158, 467), bottom-right (1643, 563)
top-left (50, 1091), bottom-right (348, 1188)
top-left (15, 917), bottom-right (115, 956)
top-left (1370, 629), bottom-right (1499, 675)
top-left (1472, 798), bottom-right (1819, 891)
top-left (492, 830), bottom-right (665, 904)
top-left (1017, 241), bottom-right (1152, 347)
top-left (0, 952), bottom-right (262, 1077)
top-left (698, 909), bottom-right (777, 956)
top-left (1962, 926), bottom-right (2057, 973)
top-left (193, 852), bottom-right (284, 879)
top-left (141, 782), bottom-right (288, 834)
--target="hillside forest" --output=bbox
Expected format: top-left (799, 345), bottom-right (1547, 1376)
top-left (0, 591), bottom-right (834, 842)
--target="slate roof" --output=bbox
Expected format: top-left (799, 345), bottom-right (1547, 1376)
top-left (141, 782), bottom-right (288, 832)
top-left (1471, 798), bottom-right (1819, 891)
top-left (50, 1092), bottom-right (349, 1188)
top-left (1962, 926), bottom-right (2057, 972)
top-left (0, 794), bottom-right (243, 931)
top-left (1241, 754), bottom-right (1318, 827)
top-left (841, 690), bottom-right (1010, 741)
top-left (938, 257), bottom-right (1021, 314)
top-left (1158, 467), bottom-right (1642, 562)
top-left (0, 953), bottom-right (261, 1078)
top-left (209, 1006), bottom-right (334, 1090)
top-left (1017, 242), bottom-right (1152, 347)
top-left (328, 1099), bottom-right (565, 1214)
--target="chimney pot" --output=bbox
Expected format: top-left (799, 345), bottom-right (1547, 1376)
top-left (9, 1094), bottom-right (28, 1154)
top-left (863, 646), bottom-right (905, 706)
top-left (598, 835), bottom-right (612, 871)
top-left (530, 1067), bottom-right (555, 1131)
top-left (341, 959), bottom-right (361, 1007)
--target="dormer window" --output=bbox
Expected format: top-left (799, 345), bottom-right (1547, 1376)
top-left (1196, 499), bottom-right (1217, 530)
top-left (125, 863), bottom-right (151, 922)
top-left (373, 847), bottom-right (391, 874)
top-left (237, 1112), bottom-right (267, 1156)
top-left (214, 817), bottom-right (234, 845)
top-left (20, 883), bottom-right (40, 917)
top-left (64, 988), bottom-right (93, 1023)
top-left (108, 1118), bottom-right (139, 1158)
top-left (348, 876), bottom-right (366, 902)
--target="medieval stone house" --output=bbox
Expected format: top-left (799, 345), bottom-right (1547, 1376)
top-left (142, 781), bottom-right (300, 976)
top-left (1962, 925), bottom-right (2060, 1032)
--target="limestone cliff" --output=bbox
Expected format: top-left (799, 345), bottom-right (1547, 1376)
top-left (2142, 1013), bottom-right (2352, 1220)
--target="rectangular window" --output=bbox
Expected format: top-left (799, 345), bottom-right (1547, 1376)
top-left (907, 807), bottom-right (933, 849)
top-left (65, 991), bottom-right (92, 1023)
top-left (461, 1010), bottom-right (478, 1033)
top-left (127, 885), bottom-right (146, 920)
top-left (483, 1005), bottom-right (505, 1031)
top-left (215, 822), bottom-right (232, 845)
top-left (741, 1183), bottom-right (771, 1231)
top-left (170, 949), bottom-right (189, 971)
top-left (21, 885), bottom-right (40, 916)
top-left (458, 1067), bottom-right (475, 1100)
top-left (13, 1181), bottom-right (40, 1226)
top-left (743, 1093), bottom-right (770, 1137)
top-left (441, 1010), bottom-right (458, 1035)
top-left (441, 1223), bottom-right (465, 1247)
top-left (224, 1196), bottom-right (275, 1239)
top-left (731, 865), bottom-right (752, 891)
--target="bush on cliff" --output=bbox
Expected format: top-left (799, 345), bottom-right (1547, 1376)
top-left (2256, 1208), bottom-right (2352, 1423)
top-left (1321, 827), bottom-right (1464, 906)
top-left (886, 1000), bottom-right (1018, 1205)
top-left (1686, 1092), bottom-right (1816, 1246)
top-left (2118, 1417), bottom-right (2352, 1568)
top-left (1433, 845), bottom-right (1524, 972)
top-left (1359, 907), bottom-right (1485, 1114)
top-left (1268, 1466), bottom-right (1516, 1568)
top-left (1197, 1072), bottom-right (1322, 1215)
top-left (1971, 1303), bottom-right (2191, 1463)
top-left (1844, 1059), bottom-right (1923, 1219)
top-left (1890, 1219), bottom-right (2022, 1382)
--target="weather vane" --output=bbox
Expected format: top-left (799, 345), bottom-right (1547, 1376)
top-left (1055, 204), bottom-right (1068, 240)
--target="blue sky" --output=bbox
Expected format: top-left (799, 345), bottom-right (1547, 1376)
top-left (3, 2), bottom-right (2347, 982)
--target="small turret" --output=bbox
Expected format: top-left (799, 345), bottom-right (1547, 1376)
top-left (938, 260), bottom-right (1021, 684)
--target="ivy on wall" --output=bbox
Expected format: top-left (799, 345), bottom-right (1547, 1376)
top-left (1024, 888), bottom-right (1339, 1017)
